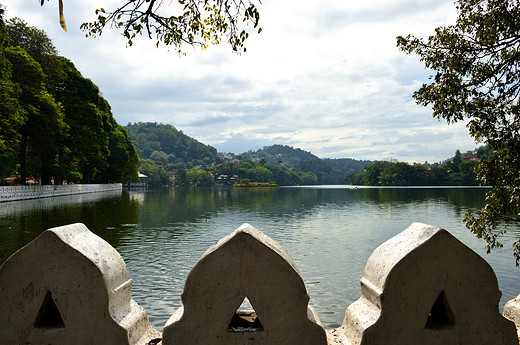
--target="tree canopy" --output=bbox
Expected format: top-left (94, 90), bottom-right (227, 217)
top-left (41, 0), bottom-right (262, 53)
top-left (0, 14), bottom-right (138, 184)
top-left (345, 148), bottom-right (486, 187)
top-left (125, 122), bottom-right (218, 163)
top-left (0, 7), bottom-right (24, 156)
top-left (397, 0), bottom-right (520, 263)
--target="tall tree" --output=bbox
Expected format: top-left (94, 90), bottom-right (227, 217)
top-left (55, 57), bottom-right (110, 182)
top-left (3, 16), bottom-right (139, 184)
top-left (4, 46), bottom-right (66, 184)
top-left (6, 18), bottom-right (66, 93)
top-left (55, 57), bottom-right (139, 183)
top-left (0, 7), bottom-right (25, 155)
top-left (103, 123), bottom-right (139, 182)
top-left (397, 0), bottom-right (520, 263)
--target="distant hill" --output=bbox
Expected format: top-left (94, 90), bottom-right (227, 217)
top-left (323, 158), bottom-right (374, 173)
top-left (237, 144), bottom-right (318, 167)
top-left (237, 145), bottom-right (373, 184)
top-left (125, 122), bottom-right (218, 164)
top-left (124, 124), bottom-right (373, 185)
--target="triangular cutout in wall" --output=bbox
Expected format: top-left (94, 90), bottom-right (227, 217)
top-left (425, 290), bottom-right (455, 329)
top-left (227, 296), bottom-right (264, 333)
top-left (34, 290), bottom-right (65, 329)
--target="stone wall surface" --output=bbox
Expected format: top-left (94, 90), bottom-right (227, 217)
top-left (162, 223), bottom-right (328, 345)
top-left (0, 223), bottom-right (159, 345)
top-left (0, 222), bottom-right (519, 345)
top-left (0, 183), bottom-right (122, 202)
top-left (505, 295), bottom-right (520, 339)
top-left (342, 222), bottom-right (518, 345)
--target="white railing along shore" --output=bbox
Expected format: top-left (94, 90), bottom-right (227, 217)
top-left (0, 184), bottom-right (122, 202)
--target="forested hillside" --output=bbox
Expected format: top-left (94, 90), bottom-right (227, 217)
top-left (238, 145), bottom-right (373, 184)
top-left (124, 127), bottom-right (373, 186)
top-left (124, 122), bottom-right (220, 185)
top-left (238, 145), bottom-right (319, 167)
top-left (119, 120), bottom-right (486, 187)
top-left (125, 122), bottom-right (218, 163)
top-left (0, 13), bottom-right (138, 184)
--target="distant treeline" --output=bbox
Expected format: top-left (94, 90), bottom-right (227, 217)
top-left (344, 146), bottom-right (492, 186)
top-left (125, 122), bottom-right (489, 187)
top-left (0, 15), bottom-right (138, 184)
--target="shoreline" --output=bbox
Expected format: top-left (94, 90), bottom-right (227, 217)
top-left (0, 183), bottom-right (122, 203)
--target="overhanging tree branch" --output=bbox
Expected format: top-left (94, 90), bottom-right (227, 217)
top-left (397, 0), bottom-right (520, 265)
top-left (42, 0), bottom-right (262, 53)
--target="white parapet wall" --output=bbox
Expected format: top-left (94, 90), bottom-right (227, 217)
top-left (0, 223), bottom-right (159, 345)
top-left (0, 183), bottom-right (122, 202)
top-left (162, 223), bottom-right (328, 345)
top-left (0, 222), bottom-right (519, 345)
top-left (341, 222), bottom-right (518, 345)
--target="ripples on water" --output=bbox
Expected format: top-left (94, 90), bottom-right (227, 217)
top-left (1, 186), bottom-right (519, 330)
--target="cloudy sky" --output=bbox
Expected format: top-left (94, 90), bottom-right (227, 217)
top-left (6, 0), bottom-right (477, 163)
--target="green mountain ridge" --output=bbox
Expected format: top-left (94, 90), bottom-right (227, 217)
top-left (125, 122), bottom-right (218, 164)
top-left (123, 122), bottom-right (491, 187)
top-left (124, 122), bottom-right (373, 185)
top-left (237, 144), bottom-right (373, 184)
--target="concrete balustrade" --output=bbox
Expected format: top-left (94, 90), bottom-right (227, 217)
top-left (163, 224), bottom-right (328, 345)
top-left (0, 223), bottom-right (159, 344)
top-left (341, 222), bottom-right (518, 345)
top-left (0, 222), bottom-right (519, 345)
top-left (0, 183), bottom-right (122, 202)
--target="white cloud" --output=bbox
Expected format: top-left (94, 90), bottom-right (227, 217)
top-left (5, 0), bottom-right (476, 163)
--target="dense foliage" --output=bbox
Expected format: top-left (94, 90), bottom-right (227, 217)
top-left (238, 144), bottom-right (373, 184)
top-left (125, 122), bottom-right (219, 163)
top-left (0, 13), bottom-right (138, 184)
top-left (209, 158), bottom-right (317, 187)
top-left (397, 0), bottom-right (520, 263)
top-left (345, 148), bottom-right (490, 186)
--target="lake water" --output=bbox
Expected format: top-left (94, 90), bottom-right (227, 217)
top-left (1, 186), bottom-right (519, 330)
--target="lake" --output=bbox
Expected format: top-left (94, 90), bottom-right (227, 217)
top-left (1, 185), bottom-right (519, 330)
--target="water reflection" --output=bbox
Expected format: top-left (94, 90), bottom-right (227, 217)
top-left (0, 190), bottom-right (139, 263)
top-left (0, 186), bottom-right (518, 331)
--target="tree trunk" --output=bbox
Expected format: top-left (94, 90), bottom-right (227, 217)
top-left (19, 135), bottom-right (27, 185)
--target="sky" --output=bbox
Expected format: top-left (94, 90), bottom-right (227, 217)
top-left (5, 0), bottom-right (478, 163)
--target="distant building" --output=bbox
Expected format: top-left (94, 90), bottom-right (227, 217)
top-left (26, 175), bottom-right (38, 185)
top-left (463, 153), bottom-right (480, 161)
top-left (127, 172), bottom-right (148, 187)
top-left (216, 174), bottom-right (238, 185)
top-left (217, 152), bottom-right (233, 161)
top-left (4, 176), bottom-right (19, 185)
